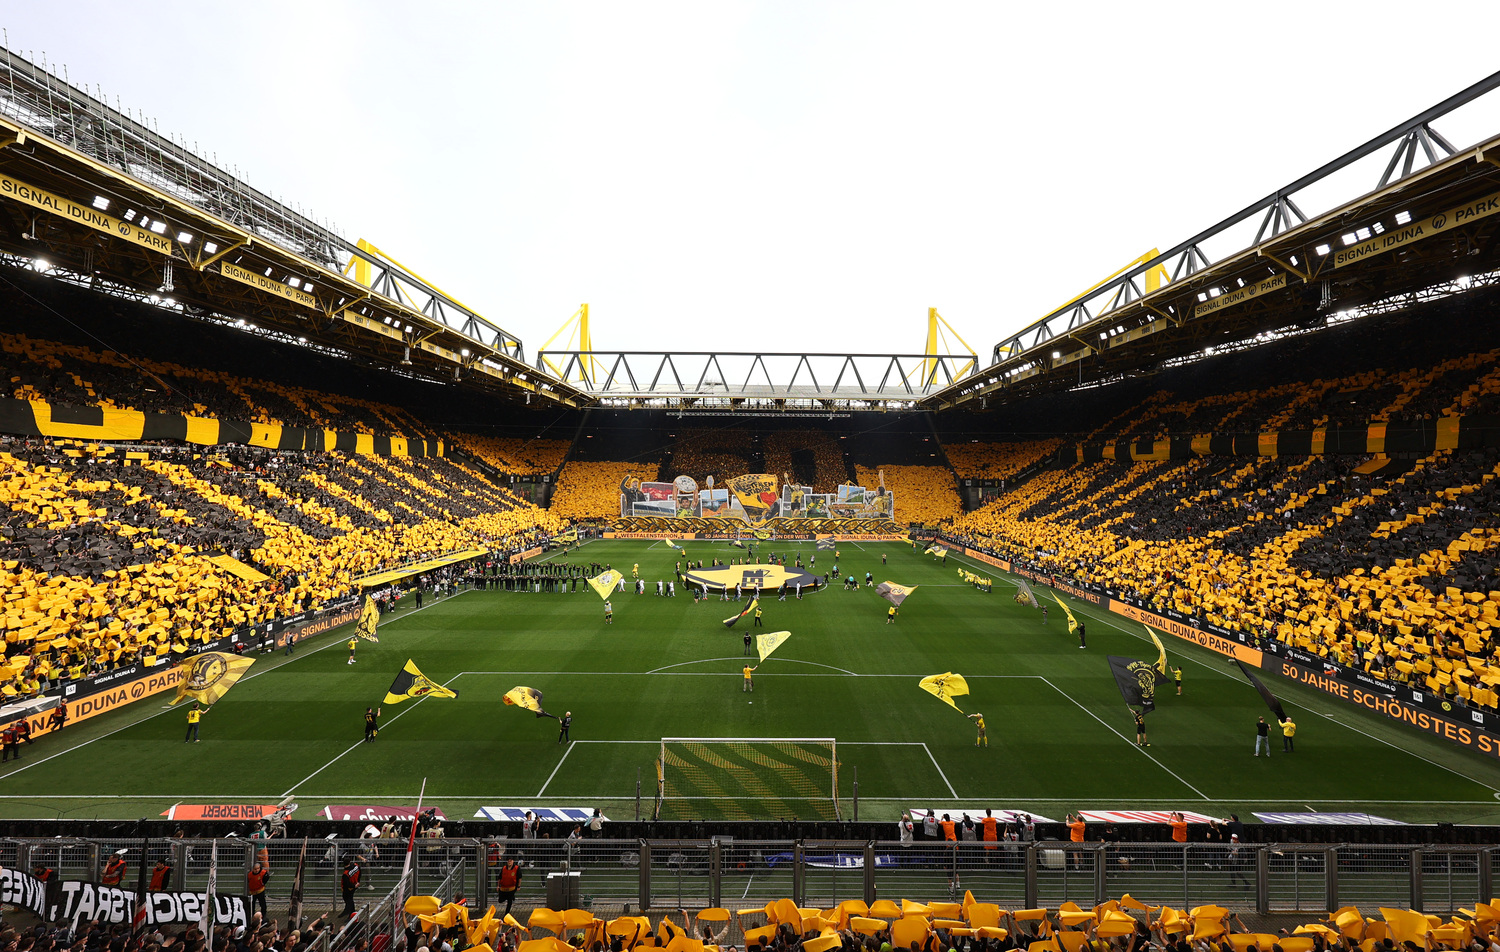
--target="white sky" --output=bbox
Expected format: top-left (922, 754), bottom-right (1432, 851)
top-left (7, 3), bottom-right (1500, 360)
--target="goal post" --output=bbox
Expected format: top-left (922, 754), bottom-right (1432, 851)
top-left (656, 737), bottom-right (840, 821)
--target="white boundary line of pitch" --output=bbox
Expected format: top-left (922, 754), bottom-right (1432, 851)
top-left (280, 671), bottom-right (466, 797)
top-left (942, 548), bottom-right (1500, 796)
top-left (535, 739), bottom-right (956, 799)
top-left (0, 591), bottom-right (477, 784)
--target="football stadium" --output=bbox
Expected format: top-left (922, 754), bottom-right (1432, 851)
top-left (1, 18), bottom-right (1500, 952)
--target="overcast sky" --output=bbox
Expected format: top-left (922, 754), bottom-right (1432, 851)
top-left (6, 3), bottom-right (1499, 361)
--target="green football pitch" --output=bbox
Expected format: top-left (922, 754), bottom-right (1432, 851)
top-left (2, 541), bottom-right (1498, 823)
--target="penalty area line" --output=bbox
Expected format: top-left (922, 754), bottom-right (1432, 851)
top-left (0, 591), bottom-right (477, 784)
top-left (1059, 597), bottom-right (1500, 794)
top-left (1039, 675), bottom-right (1210, 800)
top-left (280, 671), bottom-right (465, 797)
top-left (536, 742), bottom-right (577, 798)
top-left (921, 743), bottom-right (958, 798)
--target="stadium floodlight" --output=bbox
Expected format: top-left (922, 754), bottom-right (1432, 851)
top-left (460, 348), bottom-right (470, 357)
top-left (33, 258), bottom-right (49, 272)
top-left (1051, 350), bottom-right (1061, 359)
top-left (1315, 244), bottom-right (1331, 256)
top-left (177, 231), bottom-right (193, 243)
top-left (149, 221), bottom-right (167, 234)
top-left (204, 242), bottom-right (218, 254)
top-left (1395, 210), bottom-right (1412, 224)
top-left (91, 196), bottom-right (109, 210)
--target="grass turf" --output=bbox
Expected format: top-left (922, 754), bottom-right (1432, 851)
top-left (2, 541), bottom-right (1498, 823)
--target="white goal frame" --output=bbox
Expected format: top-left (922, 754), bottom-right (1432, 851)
top-left (657, 736), bottom-right (839, 820)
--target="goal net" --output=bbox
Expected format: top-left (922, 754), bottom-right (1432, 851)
top-left (655, 737), bottom-right (839, 821)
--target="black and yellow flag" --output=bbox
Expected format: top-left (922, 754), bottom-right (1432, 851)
top-left (723, 597), bottom-right (759, 629)
top-left (875, 581), bottom-right (917, 607)
top-left (1108, 655), bottom-right (1164, 713)
top-left (384, 660), bottom-right (458, 705)
top-left (725, 473), bottom-right (779, 524)
top-left (172, 652), bottom-right (255, 706)
top-left (1145, 625), bottom-right (1169, 676)
top-left (1235, 658), bottom-right (1287, 722)
top-left (1052, 593), bottom-right (1079, 636)
top-left (356, 596), bottom-right (380, 642)
top-left (502, 685), bottom-right (554, 718)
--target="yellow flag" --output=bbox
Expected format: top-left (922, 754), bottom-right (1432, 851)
top-left (1146, 625), bottom-right (1169, 675)
top-left (356, 596), bottom-right (380, 642)
top-left (918, 672), bottom-right (970, 712)
top-left (172, 652), bottom-right (255, 706)
top-left (502, 685), bottom-right (549, 716)
top-left (876, 581), bottom-right (917, 606)
top-left (1052, 593), bottom-right (1079, 635)
top-left (588, 570), bottom-right (622, 601)
top-left (756, 631), bottom-right (790, 662)
top-left (385, 659), bottom-right (459, 704)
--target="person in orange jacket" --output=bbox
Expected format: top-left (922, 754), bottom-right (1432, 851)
top-left (101, 851), bottom-right (127, 886)
top-left (248, 861), bottom-right (270, 917)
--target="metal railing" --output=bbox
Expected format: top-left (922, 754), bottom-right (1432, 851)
top-left (5, 837), bottom-right (1494, 923)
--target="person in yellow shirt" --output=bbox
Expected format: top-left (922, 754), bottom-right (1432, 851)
top-left (347, 636), bottom-right (358, 665)
top-left (886, 606), bottom-right (897, 625)
top-left (742, 664), bottom-right (757, 693)
top-left (185, 704), bottom-right (203, 743)
top-left (632, 563), bottom-right (639, 579)
top-left (967, 712), bottom-right (988, 748)
top-left (1280, 716), bottom-right (1296, 752)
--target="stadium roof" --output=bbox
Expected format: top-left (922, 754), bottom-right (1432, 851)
top-left (2, 48), bottom-right (1499, 415)
top-left (921, 69), bottom-right (1500, 411)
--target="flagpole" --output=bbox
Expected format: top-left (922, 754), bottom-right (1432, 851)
top-left (202, 839), bottom-right (218, 952)
top-left (132, 836), bottom-right (151, 933)
top-left (393, 778), bottom-right (426, 940)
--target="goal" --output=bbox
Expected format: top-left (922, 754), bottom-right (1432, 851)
top-left (655, 737), bottom-right (840, 821)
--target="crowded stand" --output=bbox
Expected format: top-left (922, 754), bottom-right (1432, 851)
top-left (943, 295), bottom-right (1500, 712)
top-left (0, 438), bottom-right (560, 699)
top-left (448, 434), bottom-right (570, 477)
top-left (549, 460), bottom-right (660, 520)
top-left (945, 439), bottom-right (1063, 481)
top-left (854, 464), bottom-right (963, 525)
top-left (665, 428), bottom-right (753, 484)
top-left (762, 429), bottom-right (849, 492)
top-left (11, 894), bottom-right (1500, 952)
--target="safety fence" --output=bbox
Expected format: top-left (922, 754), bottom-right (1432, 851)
top-left (4, 838), bottom-right (1495, 923)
